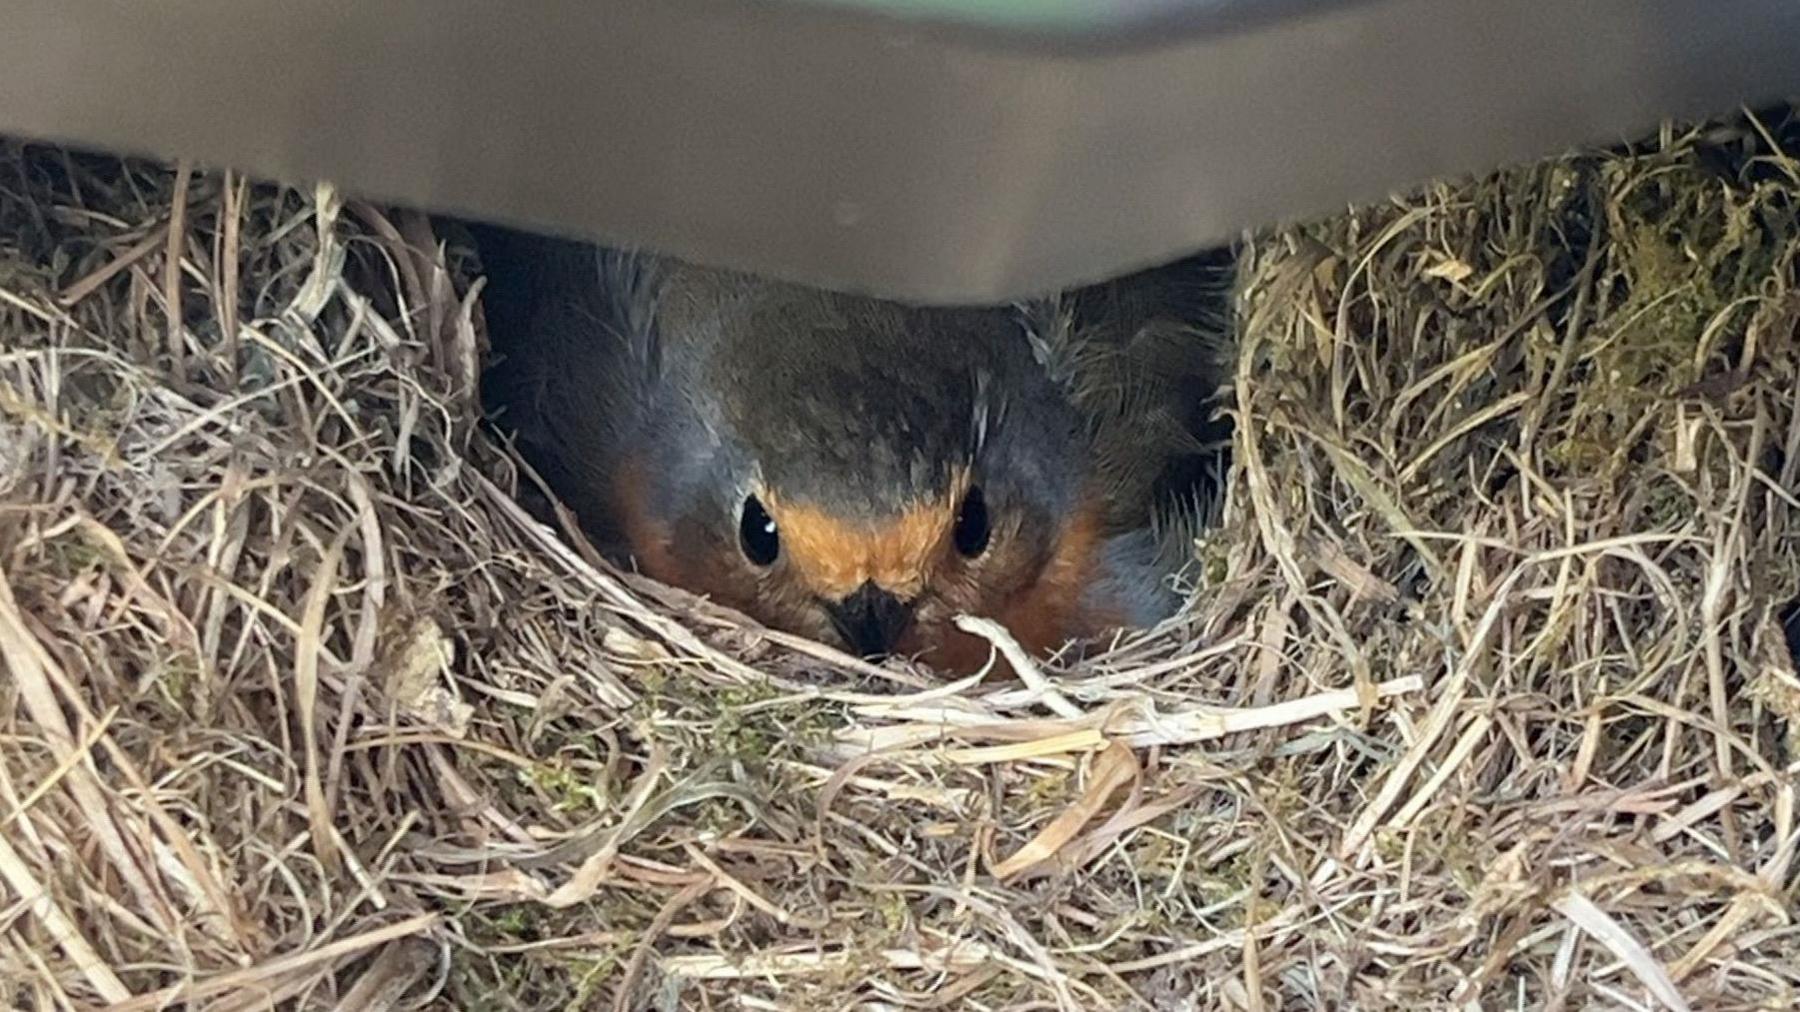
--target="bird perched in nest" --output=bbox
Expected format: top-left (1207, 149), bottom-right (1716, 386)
top-left (475, 225), bottom-right (1231, 673)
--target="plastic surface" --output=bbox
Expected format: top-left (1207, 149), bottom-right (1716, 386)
top-left (2, 0), bottom-right (1797, 302)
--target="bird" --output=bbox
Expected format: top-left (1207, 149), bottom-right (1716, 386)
top-left (473, 224), bottom-right (1231, 674)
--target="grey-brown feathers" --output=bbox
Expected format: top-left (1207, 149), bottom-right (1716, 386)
top-left (477, 224), bottom-right (1232, 660)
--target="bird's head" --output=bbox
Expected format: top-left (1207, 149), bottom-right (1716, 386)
top-left (611, 289), bottom-right (1114, 671)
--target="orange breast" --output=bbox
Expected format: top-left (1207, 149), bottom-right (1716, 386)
top-left (918, 499), bottom-right (1118, 675)
top-left (609, 458), bottom-right (1123, 678)
top-left (609, 454), bottom-right (683, 585)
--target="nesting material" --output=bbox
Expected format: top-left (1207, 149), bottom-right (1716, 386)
top-left (1, 113), bottom-right (1798, 1011)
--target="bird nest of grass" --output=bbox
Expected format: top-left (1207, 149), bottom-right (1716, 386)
top-left (2, 111), bottom-right (1799, 1011)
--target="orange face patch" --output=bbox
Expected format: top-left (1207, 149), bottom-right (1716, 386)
top-left (609, 455), bottom-right (678, 582)
top-left (913, 496), bottom-right (1112, 674)
top-left (764, 479), bottom-right (965, 601)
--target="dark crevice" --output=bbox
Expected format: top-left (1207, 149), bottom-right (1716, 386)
top-left (1783, 599), bottom-right (1800, 669)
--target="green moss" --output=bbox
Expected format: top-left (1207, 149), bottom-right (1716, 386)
top-left (710, 683), bottom-right (840, 762)
top-left (561, 954), bottom-right (622, 1012)
top-left (874, 890), bottom-right (909, 933)
top-left (1552, 156), bottom-right (1796, 480)
top-left (445, 905), bottom-right (636, 1010)
top-left (488, 905), bottom-right (541, 939)
top-left (148, 655), bottom-right (201, 711)
top-left (522, 757), bottom-right (609, 815)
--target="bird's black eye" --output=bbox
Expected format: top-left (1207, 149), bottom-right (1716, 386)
top-left (953, 486), bottom-right (990, 558)
top-left (739, 495), bottom-right (780, 566)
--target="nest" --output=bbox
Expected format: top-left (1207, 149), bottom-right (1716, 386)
top-left (1, 111), bottom-right (1798, 1011)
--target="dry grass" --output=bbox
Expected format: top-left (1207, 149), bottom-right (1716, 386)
top-left (1, 110), bottom-right (1799, 1010)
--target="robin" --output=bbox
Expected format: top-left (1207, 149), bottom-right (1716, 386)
top-left (475, 225), bottom-right (1230, 673)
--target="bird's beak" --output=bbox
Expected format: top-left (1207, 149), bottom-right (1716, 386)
top-left (825, 582), bottom-right (915, 658)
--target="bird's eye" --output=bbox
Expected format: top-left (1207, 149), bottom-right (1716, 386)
top-left (953, 486), bottom-right (990, 558)
top-left (739, 494), bottom-right (780, 566)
